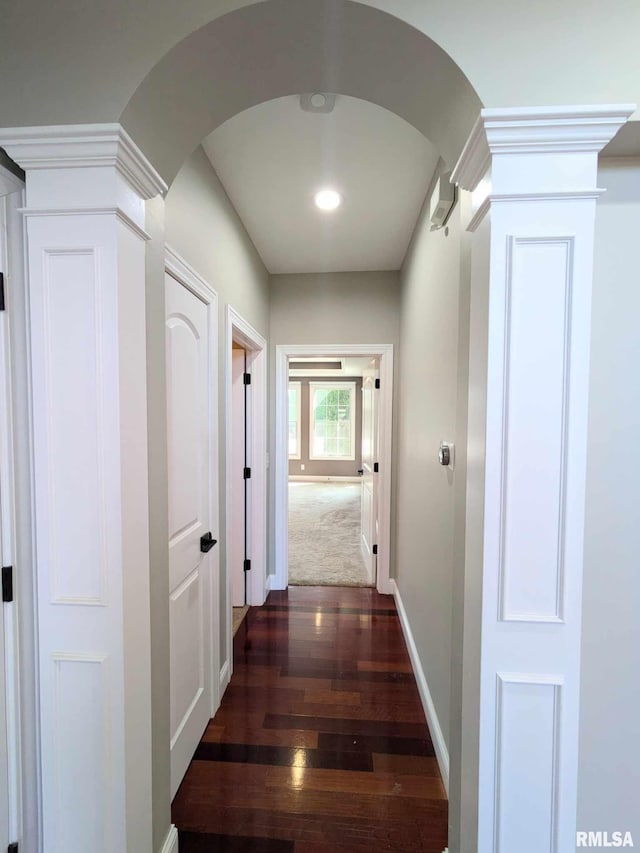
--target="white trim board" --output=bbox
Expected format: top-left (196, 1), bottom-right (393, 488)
top-left (274, 343), bottom-right (394, 594)
top-left (288, 475), bottom-right (362, 482)
top-left (0, 177), bottom-right (25, 853)
top-left (225, 305), bottom-right (268, 684)
top-left (391, 579), bottom-right (450, 793)
top-left (159, 824), bottom-right (179, 853)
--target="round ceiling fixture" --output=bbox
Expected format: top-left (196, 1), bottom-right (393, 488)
top-left (314, 189), bottom-right (342, 211)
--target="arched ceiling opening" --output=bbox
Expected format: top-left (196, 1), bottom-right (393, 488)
top-left (121, 0), bottom-right (481, 184)
top-left (201, 94), bottom-right (441, 273)
top-left (1, 0), bottom-right (638, 181)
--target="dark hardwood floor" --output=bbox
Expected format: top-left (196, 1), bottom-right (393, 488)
top-left (172, 586), bottom-right (448, 852)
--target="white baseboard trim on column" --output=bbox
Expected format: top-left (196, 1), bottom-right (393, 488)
top-left (219, 660), bottom-right (230, 696)
top-left (391, 579), bottom-right (450, 793)
top-left (159, 824), bottom-right (179, 853)
top-left (265, 572), bottom-right (272, 596)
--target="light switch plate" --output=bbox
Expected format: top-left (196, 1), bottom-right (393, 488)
top-left (439, 441), bottom-right (455, 471)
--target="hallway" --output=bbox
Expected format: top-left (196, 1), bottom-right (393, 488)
top-left (172, 586), bottom-right (448, 851)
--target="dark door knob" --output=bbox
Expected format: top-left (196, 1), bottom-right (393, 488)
top-left (200, 532), bottom-right (217, 553)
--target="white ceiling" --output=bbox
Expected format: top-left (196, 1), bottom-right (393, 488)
top-left (202, 94), bottom-right (439, 274)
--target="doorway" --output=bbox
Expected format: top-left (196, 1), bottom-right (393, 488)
top-left (286, 357), bottom-right (379, 587)
top-left (230, 343), bottom-right (249, 637)
top-left (164, 247), bottom-right (220, 798)
top-left (274, 344), bottom-right (394, 594)
top-left (224, 307), bottom-right (267, 682)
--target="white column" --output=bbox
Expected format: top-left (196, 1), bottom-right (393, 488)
top-left (0, 125), bottom-right (167, 853)
top-left (452, 106), bottom-right (634, 853)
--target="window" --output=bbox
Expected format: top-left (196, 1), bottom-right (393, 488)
top-left (288, 381), bottom-right (301, 459)
top-left (309, 382), bottom-right (356, 460)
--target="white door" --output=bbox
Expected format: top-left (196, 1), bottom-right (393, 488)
top-left (360, 367), bottom-right (379, 583)
top-left (165, 271), bottom-right (216, 797)
top-left (231, 347), bottom-right (246, 607)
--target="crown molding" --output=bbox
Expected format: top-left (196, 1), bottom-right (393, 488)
top-left (18, 205), bottom-right (151, 241)
top-left (452, 104), bottom-right (636, 191)
top-left (451, 114), bottom-right (491, 193)
top-left (0, 124), bottom-right (167, 200)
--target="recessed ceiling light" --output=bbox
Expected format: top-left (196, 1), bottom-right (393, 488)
top-left (314, 189), bottom-right (342, 211)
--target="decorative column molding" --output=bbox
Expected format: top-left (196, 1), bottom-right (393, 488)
top-left (452, 105), bottom-right (634, 853)
top-left (0, 124), bottom-right (166, 853)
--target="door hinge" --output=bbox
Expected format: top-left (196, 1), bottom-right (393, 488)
top-left (0, 272), bottom-right (6, 312)
top-left (2, 566), bottom-right (13, 603)
top-left (374, 377), bottom-right (380, 389)
top-left (243, 372), bottom-right (251, 386)
top-left (243, 467), bottom-right (252, 480)
top-left (372, 544), bottom-right (378, 556)
top-left (244, 559), bottom-right (251, 572)
top-left (373, 462), bottom-right (379, 473)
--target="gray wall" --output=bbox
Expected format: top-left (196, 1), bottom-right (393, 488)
top-left (148, 146), bottom-right (269, 850)
top-left (289, 377), bottom-right (363, 477)
top-left (577, 161), bottom-right (640, 840)
top-left (395, 169), bottom-right (472, 849)
top-left (269, 271), bottom-right (401, 575)
top-left (144, 196), bottom-right (172, 853)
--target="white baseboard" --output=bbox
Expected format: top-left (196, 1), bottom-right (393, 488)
top-left (219, 659), bottom-right (230, 696)
top-left (288, 475), bottom-right (362, 482)
top-left (159, 824), bottom-right (178, 853)
top-left (391, 579), bottom-right (450, 793)
top-left (265, 572), bottom-right (272, 596)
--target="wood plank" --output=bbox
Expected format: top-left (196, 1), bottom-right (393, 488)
top-left (202, 727), bottom-right (319, 749)
top-left (264, 713), bottom-right (430, 739)
top-left (193, 741), bottom-right (373, 772)
top-left (303, 689), bottom-right (361, 706)
top-left (372, 753), bottom-right (442, 776)
top-left (264, 766), bottom-right (447, 799)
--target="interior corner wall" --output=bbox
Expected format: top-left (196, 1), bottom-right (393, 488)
top-left (269, 271), bottom-right (401, 575)
top-left (577, 159), bottom-right (640, 840)
top-left (394, 170), bottom-right (471, 831)
top-left (144, 194), bottom-right (172, 853)
top-left (289, 376), bottom-right (363, 478)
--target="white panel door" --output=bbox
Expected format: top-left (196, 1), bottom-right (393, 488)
top-left (231, 348), bottom-right (246, 607)
top-left (360, 368), bottom-right (378, 583)
top-left (166, 271), bottom-right (214, 797)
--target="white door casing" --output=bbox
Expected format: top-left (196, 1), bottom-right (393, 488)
top-left (360, 366), bottom-right (379, 584)
top-left (0, 168), bottom-right (37, 853)
top-left (165, 247), bottom-right (219, 798)
top-left (452, 105), bottom-right (634, 852)
top-left (274, 344), bottom-right (394, 594)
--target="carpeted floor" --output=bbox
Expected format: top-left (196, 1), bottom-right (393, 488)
top-left (288, 481), bottom-right (371, 586)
